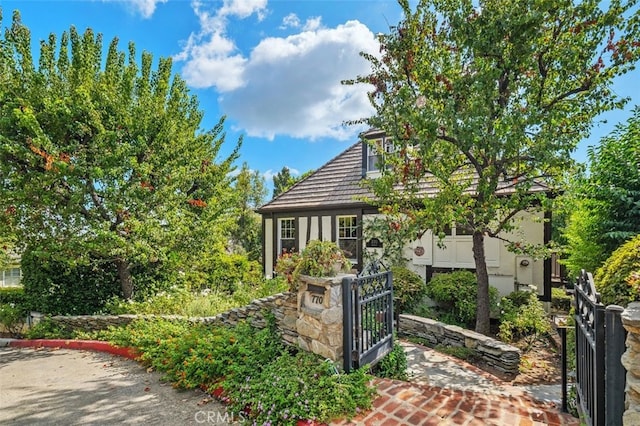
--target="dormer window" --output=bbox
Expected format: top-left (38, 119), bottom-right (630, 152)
top-left (366, 137), bottom-right (394, 173)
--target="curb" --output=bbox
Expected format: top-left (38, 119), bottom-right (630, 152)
top-left (4, 339), bottom-right (323, 425)
top-left (5, 339), bottom-right (139, 359)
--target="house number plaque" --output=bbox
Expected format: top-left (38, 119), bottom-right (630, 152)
top-left (305, 284), bottom-right (326, 309)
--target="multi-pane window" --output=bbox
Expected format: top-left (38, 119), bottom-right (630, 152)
top-left (1, 268), bottom-right (21, 287)
top-left (337, 216), bottom-right (358, 261)
top-left (367, 138), bottom-right (394, 172)
top-left (278, 218), bottom-right (296, 254)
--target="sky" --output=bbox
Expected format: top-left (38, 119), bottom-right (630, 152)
top-left (1, 0), bottom-right (638, 197)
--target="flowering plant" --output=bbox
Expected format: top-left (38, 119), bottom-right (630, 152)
top-left (295, 240), bottom-right (351, 278)
top-left (274, 251), bottom-right (302, 288)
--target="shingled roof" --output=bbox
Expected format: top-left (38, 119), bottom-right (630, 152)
top-left (258, 140), bottom-right (551, 214)
top-left (257, 142), bottom-right (373, 213)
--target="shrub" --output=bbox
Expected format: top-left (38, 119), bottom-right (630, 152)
top-left (274, 251), bottom-right (302, 288)
top-left (102, 278), bottom-right (288, 316)
top-left (391, 266), bottom-right (427, 314)
top-left (21, 248), bottom-right (122, 315)
top-left (373, 341), bottom-right (408, 380)
top-left (294, 240), bottom-right (351, 278)
top-left (23, 317), bottom-right (74, 339)
top-left (595, 234), bottom-right (640, 307)
top-left (0, 287), bottom-right (27, 306)
top-left (498, 291), bottom-right (550, 349)
top-left (425, 270), bottom-right (498, 327)
top-left (551, 287), bottom-right (572, 312)
top-left (0, 302), bottom-right (26, 337)
top-left (95, 316), bottom-right (375, 425)
top-left (203, 253), bottom-right (264, 294)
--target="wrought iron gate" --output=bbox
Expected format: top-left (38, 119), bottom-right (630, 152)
top-left (342, 271), bottom-right (394, 373)
top-left (574, 270), bottom-right (626, 426)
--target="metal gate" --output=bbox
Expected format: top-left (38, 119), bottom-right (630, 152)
top-left (574, 269), bottom-right (626, 426)
top-left (342, 271), bottom-right (394, 373)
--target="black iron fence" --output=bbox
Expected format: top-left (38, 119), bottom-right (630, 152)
top-left (574, 270), bottom-right (626, 426)
top-left (342, 271), bottom-right (394, 373)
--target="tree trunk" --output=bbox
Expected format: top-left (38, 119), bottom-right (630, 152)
top-left (472, 231), bottom-right (491, 335)
top-left (115, 258), bottom-right (134, 300)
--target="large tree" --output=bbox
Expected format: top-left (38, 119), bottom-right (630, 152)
top-left (347, 0), bottom-right (640, 334)
top-left (563, 106), bottom-right (640, 276)
top-left (229, 162), bottom-right (267, 261)
top-left (0, 11), bottom-right (240, 299)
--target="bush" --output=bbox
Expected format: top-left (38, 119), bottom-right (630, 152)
top-left (425, 270), bottom-right (498, 327)
top-left (0, 287), bottom-right (27, 306)
top-left (295, 240), bottom-right (350, 278)
top-left (595, 234), bottom-right (640, 307)
top-left (391, 266), bottom-right (427, 314)
top-left (373, 341), bottom-right (408, 380)
top-left (202, 253), bottom-right (264, 294)
top-left (95, 317), bottom-right (375, 425)
top-left (23, 317), bottom-right (74, 339)
top-left (551, 287), bottom-right (572, 312)
top-left (103, 278), bottom-right (288, 316)
top-left (21, 248), bottom-right (122, 315)
top-left (498, 291), bottom-right (550, 349)
top-left (0, 302), bottom-right (26, 337)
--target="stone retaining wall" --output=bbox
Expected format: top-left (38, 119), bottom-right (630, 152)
top-left (399, 314), bottom-right (521, 376)
top-left (48, 292), bottom-right (300, 345)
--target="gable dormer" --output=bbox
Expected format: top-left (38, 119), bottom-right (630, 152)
top-left (361, 129), bottom-right (394, 177)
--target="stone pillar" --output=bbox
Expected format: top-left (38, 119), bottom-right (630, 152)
top-left (621, 303), bottom-right (640, 425)
top-left (295, 274), bottom-right (353, 364)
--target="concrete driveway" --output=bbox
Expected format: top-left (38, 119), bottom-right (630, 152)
top-left (0, 347), bottom-right (235, 425)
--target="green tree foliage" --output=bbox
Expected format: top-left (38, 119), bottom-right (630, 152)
top-left (271, 166), bottom-right (314, 199)
top-left (346, 0), bottom-right (640, 334)
top-left (595, 234), bottom-right (640, 307)
top-left (0, 11), bottom-right (241, 299)
top-left (228, 162), bottom-right (267, 261)
top-left (20, 246), bottom-right (122, 315)
top-left (563, 107), bottom-right (640, 277)
top-left (272, 166), bottom-right (296, 198)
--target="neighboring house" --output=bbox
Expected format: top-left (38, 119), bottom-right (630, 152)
top-left (258, 130), bottom-right (553, 301)
top-left (1, 252), bottom-right (22, 288)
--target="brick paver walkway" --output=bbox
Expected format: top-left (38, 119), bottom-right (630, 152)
top-left (332, 378), bottom-right (580, 426)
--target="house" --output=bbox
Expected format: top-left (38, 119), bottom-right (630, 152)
top-left (258, 130), bottom-right (553, 301)
top-left (1, 252), bottom-right (22, 288)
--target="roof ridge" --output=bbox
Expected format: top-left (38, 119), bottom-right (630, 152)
top-left (259, 140), bottom-right (362, 209)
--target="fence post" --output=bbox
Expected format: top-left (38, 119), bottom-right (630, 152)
top-left (605, 305), bottom-right (627, 426)
top-left (342, 276), bottom-right (354, 373)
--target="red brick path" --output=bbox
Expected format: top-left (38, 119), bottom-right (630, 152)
top-left (332, 378), bottom-right (580, 426)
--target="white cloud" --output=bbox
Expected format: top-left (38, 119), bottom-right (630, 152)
top-left (109, 0), bottom-right (167, 18)
top-left (280, 13), bottom-right (301, 29)
top-left (175, 0), bottom-right (268, 91)
top-left (221, 20), bottom-right (377, 141)
top-left (177, 2), bottom-right (378, 141)
top-left (302, 16), bottom-right (322, 32)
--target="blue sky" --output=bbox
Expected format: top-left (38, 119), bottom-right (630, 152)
top-left (1, 0), bottom-right (638, 196)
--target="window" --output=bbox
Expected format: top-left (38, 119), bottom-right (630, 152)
top-left (278, 218), bottom-right (296, 254)
top-left (1, 268), bottom-right (21, 287)
top-left (366, 138), bottom-right (394, 172)
top-left (337, 216), bottom-right (358, 261)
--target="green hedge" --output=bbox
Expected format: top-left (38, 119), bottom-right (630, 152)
top-left (0, 287), bottom-right (27, 306)
top-left (21, 249), bottom-right (122, 315)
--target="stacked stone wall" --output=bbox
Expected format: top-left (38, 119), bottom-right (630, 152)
top-left (47, 292), bottom-right (299, 345)
top-left (399, 314), bottom-right (521, 376)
